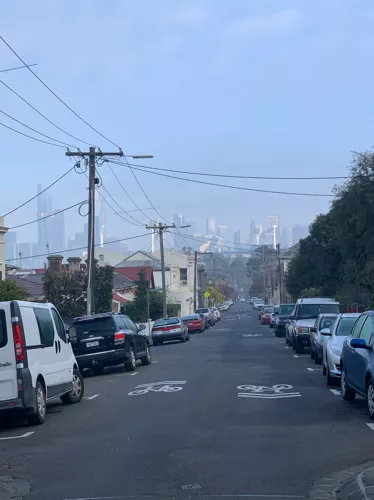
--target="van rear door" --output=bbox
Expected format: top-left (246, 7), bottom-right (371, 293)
top-left (0, 302), bottom-right (17, 401)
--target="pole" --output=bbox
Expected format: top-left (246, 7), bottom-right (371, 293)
top-left (65, 148), bottom-right (124, 316)
top-left (158, 222), bottom-right (168, 318)
top-left (194, 251), bottom-right (198, 311)
top-left (277, 243), bottom-right (282, 303)
top-left (262, 245), bottom-right (266, 302)
top-left (147, 286), bottom-right (151, 342)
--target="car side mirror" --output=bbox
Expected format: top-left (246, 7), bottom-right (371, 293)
top-left (351, 338), bottom-right (371, 349)
top-left (320, 328), bottom-right (331, 336)
top-left (138, 324), bottom-right (146, 331)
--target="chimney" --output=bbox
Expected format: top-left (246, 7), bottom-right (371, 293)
top-left (47, 255), bottom-right (63, 272)
top-left (67, 257), bottom-right (82, 272)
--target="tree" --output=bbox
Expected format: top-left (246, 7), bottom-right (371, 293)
top-left (0, 279), bottom-right (27, 301)
top-left (94, 266), bottom-right (114, 314)
top-left (125, 269), bottom-right (149, 322)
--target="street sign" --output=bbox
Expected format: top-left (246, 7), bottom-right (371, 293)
top-left (204, 291), bottom-right (210, 298)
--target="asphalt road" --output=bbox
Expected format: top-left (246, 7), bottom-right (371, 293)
top-left (1, 304), bottom-right (374, 500)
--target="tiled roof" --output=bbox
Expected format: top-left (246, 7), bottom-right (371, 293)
top-left (114, 266), bottom-right (154, 284)
top-left (7, 276), bottom-right (44, 298)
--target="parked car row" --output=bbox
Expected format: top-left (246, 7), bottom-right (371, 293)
top-left (255, 297), bottom-right (374, 419)
top-left (217, 300), bottom-right (234, 311)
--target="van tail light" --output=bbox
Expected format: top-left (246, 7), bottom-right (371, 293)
top-left (114, 332), bottom-right (125, 344)
top-left (12, 323), bottom-right (24, 362)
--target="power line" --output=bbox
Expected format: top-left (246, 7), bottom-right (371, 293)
top-left (109, 160), bottom-right (333, 197)
top-left (3, 165), bottom-right (75, 217)
top-left (98, 179), bottom-right (144, 226)
top-left (0, 36), bottom-right (120, 149)
top-left (117, 162), bottom-right (351, 181)
top-left (0, 108), bottom-right (78, 148)
top-left (0, 63), bottom-right (37, 73)
top-left (8, 201), bottom-right (85, 229)
top-left (0, 122), bottom-right (67, 148)
top-left (0, 79), bottom-right (92, 146)
top-left (5, 233), bottom-right (149, 263)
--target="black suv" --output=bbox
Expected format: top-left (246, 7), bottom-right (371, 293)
top-left (68, 313), bottom-right (151, 374)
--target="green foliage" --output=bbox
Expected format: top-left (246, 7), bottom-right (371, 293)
top-left (0, 279), bottom-right (27, 301)
top-left (149, 291), bottom-right (163, 320)
top-left (167, 303), bottom-right (181, 317)
top-left (285, 150), bottom-right (374, 308)
top-left (125, 268), bottom-right (149, 322)
top-left (300, 287), bottom-right (322, 298)
top-left (94, 266), bottom-right (114, 314)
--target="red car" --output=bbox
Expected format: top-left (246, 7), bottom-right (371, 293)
top-left (262, 306), bottom-right (274, 325)
top-left (182, 314), bottom-right (205, 333)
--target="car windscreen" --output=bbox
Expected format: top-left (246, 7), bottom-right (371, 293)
top-left (182, 315), bottom-right (199, 321)
top-left (72, 317), bottom-right (114, 336)
top-left (154, 318), bottom-right (180, 326)
top-left (336, 317), bottom-right (358, 336)
top-left (320, 317), bottom-right (337, 331)
top-left (297, 303), bottom-right (339, 319)
top-left (263, 307), bottom-right (273, 313)
top-left (196, 309), bottom-right (209, 314)
top-left (279, 305), bottom-right (295, 315)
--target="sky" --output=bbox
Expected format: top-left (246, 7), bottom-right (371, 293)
top-left (1, 0), bottom-right (374, 253)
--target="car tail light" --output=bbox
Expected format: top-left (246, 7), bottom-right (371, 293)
top-left (12, 322), bottom-right (24, 362)
top-left (114, 332), bottom-right (125, 344)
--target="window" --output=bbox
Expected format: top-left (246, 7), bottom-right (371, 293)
top-left (34, 308), bottom-right (55, 347)
top-left (125, 316), bottom-right (138, 332)
top-left (351, 315), bottom-right (367, 338)
top-left (359, 317), bottom-right (373, 344)
top-left (0, 310), bottom-right (7, 348)
top-left (336, 317), bottom-right (358, 336)
top-left (116, 316), bottom-right (127, 330)
top-left (320, 317), bottom-right (336, 331)
top-left (51, 309), bottom-right (67, 343)
top-left (180, 268), bottom-right (188, 283)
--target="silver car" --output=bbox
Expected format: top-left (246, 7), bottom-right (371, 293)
top-left (310, 314), bottom-right (338, 365)
top-left (322, 313), bottom-right (360, 385)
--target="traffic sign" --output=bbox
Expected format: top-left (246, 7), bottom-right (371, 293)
top-left (204, 291), bottom-right (210, 298)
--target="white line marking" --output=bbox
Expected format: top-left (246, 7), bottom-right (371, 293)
top-left (238, 393), bottom-right (301, 399)
top-left (63, 495), bottom-right (305, 499)
top-left (293, 355), bottom-right (299, 358)
top-left (367, 423), bottom-right (374, 430)
top-left (0, 431), bottom-right (35, 441)
top-left (135, 380), bottom-right (187, 388)
top-left (329, 389), bottom-right (341, 396)
top-left (215, 328), bottom-right (229, 331)
top-left (243, 334), bottom-right (263, 337)
top-left (307, 368), bottom-right (313, 371)
top-left (151, 361), bottom-right (158, 364)
top-left (84, 394), bottom-right (100, 400)
top-left (130, 372), bottom-right (138, 376)
top-left (284, 347), bottom-right (290, 349)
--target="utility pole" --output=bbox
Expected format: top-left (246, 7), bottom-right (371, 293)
top-left (262, 245), bottom-right (266, 303)
top-left (277, 243), bottom-right (282, 304)
top-left (194, 251), bottom-right (198, 311)
top-left (66, 148), bottom-right (123, 315)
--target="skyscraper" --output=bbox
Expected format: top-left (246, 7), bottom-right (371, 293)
top-left (249, 221), bottom-right (256, 244)
top-left (173, 214), bottom-right (188, 249)
top-left (49, 209), bottom-right (65, 253)
top-left (5, 232), bottom-right (17, 263)
top-left (36, 184), bottom-right (52, 254)
top-left (206, 218), bottom-right (216, 235)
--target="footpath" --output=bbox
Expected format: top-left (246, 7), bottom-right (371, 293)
top-left (0, 476), bottom-right (30, 500)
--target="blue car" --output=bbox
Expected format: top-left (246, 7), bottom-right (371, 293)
top-left (341, 311), bottom-right (374, 419)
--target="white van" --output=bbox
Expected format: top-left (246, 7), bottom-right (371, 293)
top-left (0, 301), bottom-right (84, 425)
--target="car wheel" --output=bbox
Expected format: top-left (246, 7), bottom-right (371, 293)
top-left (326, 368), bottom-right (334, 386)
top-left (367, 381), bottom-right (374, 420)
top-left (292, 337), bottom-right (296, 350)
top-left (28, 381), bottom-right (46, 425)
top-left (315, 350), bottom-right (322, 365)
top-left (61, 369), bottom-right (84, 404)
top-left (181, 335), bottom-right (186, 343)
top-left (341, 369), bottom-right (355, 401)
top-left (322, 359), bottom-right (327, 376)
top-left (295, 340), bottom-right (304, 354)
top-left (275, 328), bottom-right (281, 338)
top-left (310, 344), bottom-right (315, 360)
top-left (141, 344), bottom-right (152, 366)
top-left (186, 335), bottom-right (190, 341)
top-left (153, 341), bottom-right (158, 346)
top-left (125, 346), bottom-right (136, 371)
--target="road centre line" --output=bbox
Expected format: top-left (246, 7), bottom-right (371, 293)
top-left (0, 431), bottom-right (35, 441)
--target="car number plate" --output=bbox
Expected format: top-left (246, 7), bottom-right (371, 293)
top-left (86, 341), bottom-right (99, 348)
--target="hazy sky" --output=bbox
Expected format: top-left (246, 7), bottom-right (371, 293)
top-left (1, 0), bottom-right (374, 252)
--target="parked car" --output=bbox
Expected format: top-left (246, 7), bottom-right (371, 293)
top-left (182, 314), bottom-right (205, 334)
top-left (270, 305), bottom-right (279, 328)
top-left (340, 311), bottom-right (374, 418)
top-left (322, 313), bottom-right (360, 385)
top-left (274, 304), bottom-right (295, 337)
top-left (196, 308), bottom-right (214, 326)
top-left (253, 299), bottom-right (264, 310)
top-left (211, 307), bottom-right (221, 321)
top-left (285, 298), bottom-right (340, 354)
top-left (209, 308), bottom-right (218, 325)
top-left (310, 314), bottom-right (339, 364)
top-left (218, 303), bottom-right (229, 311)
top-left (69, 312), bottom-right (151, 374)
top-left (258, 305), bottom-right (265, 321)
top-left (152, 317), bottom-right (189, 345)
top-left (0, 300), bottom-right (84, 425)
top-left (261, 306), bottom-right (274, 325)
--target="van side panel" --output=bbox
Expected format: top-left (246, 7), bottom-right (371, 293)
top-left (0, 303), bottom-right (17, 401)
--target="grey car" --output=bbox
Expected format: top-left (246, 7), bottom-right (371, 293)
top-left (152, 317), bottom-right (189, 346)
top-left (310, 314), bottom-right (339, 364)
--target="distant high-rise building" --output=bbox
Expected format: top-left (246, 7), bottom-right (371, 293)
top-left (18, 242), bottom-right (31, 268)
top-left (36, 184), bottom-right (52, 255)
top-left (281, 227), bottom-right (293, 247)
top-left (255, 224), bottom-right (263, 245)
top-left (292, 224), bottom-right (309, 244)
top-left (217, 225), bottom-right (227, 239)
top-left (249, 221), bottom-right (256, 244)
top-left (49, 209), bottom-right (65, 253)
top-left (173, 214), bottom-right (188, 249)
top-left (206, 218), bottom-right (216, 235)
top-left (5, 232), bottom-right (17, 263)
top-left (234, 230), bottom-right (249, 245)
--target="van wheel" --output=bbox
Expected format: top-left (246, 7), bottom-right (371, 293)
top-left (141, 345), bottom-right (151, 366)
top-left (125, 347), bottom-right (136, 371)
top-left (61, 369), bottom-right (84, 404)
top-left (28, 381), bottom-right (46, 425)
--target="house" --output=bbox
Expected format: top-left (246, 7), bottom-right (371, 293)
top-left (115, 251), bottom-right (166, 289)
top-left (279, 243), bottom-right (300, 302)
top-left (6, 275), bottom-right (44, 301)
top-left (0, 217), bottom-right (8, 280)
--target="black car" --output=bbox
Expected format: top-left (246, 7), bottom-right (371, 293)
top-left (68, 313), bottom-right (151, 374)
top-left (274, 304), bottom-right (295, 337)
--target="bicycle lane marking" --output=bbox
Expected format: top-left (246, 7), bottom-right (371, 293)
top-left (128, 381), bottom-right (187, 396)
top-left (237, 384), bottom-right (301, 400)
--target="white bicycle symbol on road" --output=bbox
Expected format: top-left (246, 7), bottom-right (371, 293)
top-left (237, 384), bottom-right (293, 394)
top-left (128, 381), bottom-right (186, 396)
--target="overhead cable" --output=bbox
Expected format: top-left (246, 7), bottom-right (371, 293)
top-left (8, 201), bottom-right (86, 229)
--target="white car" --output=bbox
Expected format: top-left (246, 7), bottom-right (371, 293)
top-left (218, 304), bottom-right (229, 311)
top-left (0, 300), bottom-right (84, 425)
top-left (322, 313), bottom-right (360, 385)
top-left (253, 300), bottom-right (264, 310)
top-left (211, 307), bottom-right (221, 321)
